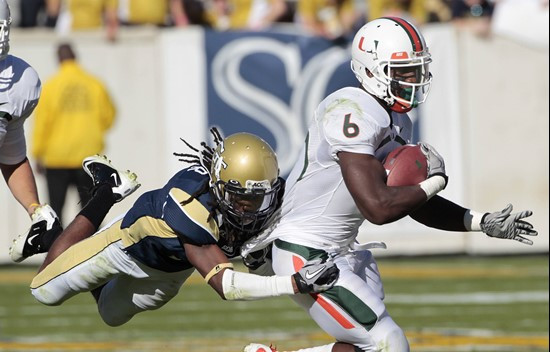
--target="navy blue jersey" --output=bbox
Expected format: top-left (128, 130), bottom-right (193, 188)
top-left (120, 165), bottom-right (220, 272)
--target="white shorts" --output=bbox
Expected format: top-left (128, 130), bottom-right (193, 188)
top-left (31, 216), bottom-right (194, 326)
top-left (271, 239), bottom-right (409, 352)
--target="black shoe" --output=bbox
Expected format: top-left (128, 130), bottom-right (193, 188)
top-left (82, 155), bottom-right (140, 202)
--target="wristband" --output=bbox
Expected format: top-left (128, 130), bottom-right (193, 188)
top-left (419, 175), bottom-right (446, 200)
top-left (463, 209), bottom-right (486, 231)
top-left (204, 263), bottom-right (234, 283)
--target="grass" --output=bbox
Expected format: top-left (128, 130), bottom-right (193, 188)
top-left (0, 255), bottom-right (547, 352)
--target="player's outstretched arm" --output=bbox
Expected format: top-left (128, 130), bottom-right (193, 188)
top-left (410, 197), bottom-right (537, 245)
top-left (185, 242), bottom-right (339, 300)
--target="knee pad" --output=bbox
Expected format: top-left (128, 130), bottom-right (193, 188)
top-left (368, 314), bottom-right (409, 352)
top-left (31, 287), bottom-right (65, 306)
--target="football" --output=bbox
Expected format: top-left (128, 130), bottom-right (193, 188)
top-left (383, 144), bottom-right (428, 186)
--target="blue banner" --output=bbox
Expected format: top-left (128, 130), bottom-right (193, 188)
top-left (204, 29), bottom-right (356, 174)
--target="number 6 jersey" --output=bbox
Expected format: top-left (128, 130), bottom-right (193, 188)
top-left (268, 87), bottom-right (414, 250)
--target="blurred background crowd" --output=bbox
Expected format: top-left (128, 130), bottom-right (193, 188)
top-left (4, 0), bottom-right (547, 243)
top-left (11, 0), bottom-right (546, 43)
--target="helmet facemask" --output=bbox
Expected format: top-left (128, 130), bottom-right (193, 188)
top-left (382, 55), bottom-right (432, 112)
top-left (214, 177), bottom-right (282, 236)
top-left (209, 132), bottom-right (282, 248)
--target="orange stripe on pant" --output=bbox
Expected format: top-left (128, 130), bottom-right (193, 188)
top-left (292, 255), bottom-right (355, 330)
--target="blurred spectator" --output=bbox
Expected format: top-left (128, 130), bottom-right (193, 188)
top-left (118, 0), bottom-right (189, 27)
top-left (296, 0), bottom-right (359, 41)
top-left (31, 43), bottom-right (116, 225)
top-left (181, 0), bottom-right (211, 26)
top-left (451, 0), bottom-right (495, 37)
top-left (366, 0), bottom-right (451, 25)
top-left (204, 0), bottom-right (288, 30)
top-left (367, 0), bottom-right (427, 24)
top-left (19, 0), bottom-right (58, 27)
top-left (49, 0), bottom-right (118, 41)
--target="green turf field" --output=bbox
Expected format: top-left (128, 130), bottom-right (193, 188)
top-left (0, 255), bottom-right (548, 352)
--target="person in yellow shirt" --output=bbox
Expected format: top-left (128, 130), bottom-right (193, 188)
top-left (204, 0), bottom-right (288, 30)
top-left (296, 0), bottom-right (358, 40)
top-left (49, 0), bottom-right (119, 41)
top-left (366, 0), bottom-right (452, 25)
top-left (118, 0), bottom-right (189, 27)
top-left (32, 43), bottom-right (116, 225)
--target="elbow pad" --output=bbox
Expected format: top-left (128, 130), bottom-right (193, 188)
top-left (221, 269), bottom-right (294, 301)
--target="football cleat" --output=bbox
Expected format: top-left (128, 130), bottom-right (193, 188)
top-left (82, 155), bottom-right (141, 202)
top-left (9, 204), bottom-right (62, 263)
top-left (244, 343), bottom-right (278, 352)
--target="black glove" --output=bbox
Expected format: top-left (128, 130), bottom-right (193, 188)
top-left (292, 258), bottom-right (339, 294)
top-left (243, 246), bottom-right (271, 271)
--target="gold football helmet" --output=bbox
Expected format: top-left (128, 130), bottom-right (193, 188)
top-left (210, 132), bottom-right (282, 236)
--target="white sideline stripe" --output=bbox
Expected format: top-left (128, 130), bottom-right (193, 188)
top-left (10, 290), bottom-right (548, 322)
top-left (385, 291), bottom-right (549, 304)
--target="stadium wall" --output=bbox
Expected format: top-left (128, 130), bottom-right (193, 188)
top-left (1, 24), bottom-right (547, 264)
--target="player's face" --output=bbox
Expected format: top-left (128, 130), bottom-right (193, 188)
top-left (392, 65), bottom-right (423, 83)
top-left (388, 63), bottom-right (429, 108)
top-left (228, 193), bottom-right (264, 214)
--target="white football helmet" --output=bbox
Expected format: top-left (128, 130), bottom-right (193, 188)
top-left (351, 17), bottom-right (432, 113)
top-left (0, 0), bottom-right (10, 60)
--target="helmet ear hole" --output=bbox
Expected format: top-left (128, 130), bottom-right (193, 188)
top-left (365, 68), bottom-right (374, 78)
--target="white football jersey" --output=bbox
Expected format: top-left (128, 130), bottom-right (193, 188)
top-left (268, 87), bottom-right (413, 250)
top-left (0, 55), bottom-right (41, 164)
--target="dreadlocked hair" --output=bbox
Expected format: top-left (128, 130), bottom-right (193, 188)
top-left (173, 127), bottom-right (224, 222)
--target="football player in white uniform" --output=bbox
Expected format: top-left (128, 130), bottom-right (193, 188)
top-left (0, 0), bottom-right (62, 261)
top-left (243, 17), bottom-right (537, 352)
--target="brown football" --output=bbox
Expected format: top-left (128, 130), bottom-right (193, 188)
top-left (383, 144), bottom-right (428, 186)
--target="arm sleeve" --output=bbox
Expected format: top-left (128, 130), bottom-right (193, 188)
top-left (221, 269), bottom-right (294, 300)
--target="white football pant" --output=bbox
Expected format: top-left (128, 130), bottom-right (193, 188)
top-left (271, 239), bottom-right (409, 352)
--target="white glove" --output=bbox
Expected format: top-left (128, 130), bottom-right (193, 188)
top-left (292, 257), bottom-right (339, 294)
top-left (480, 204), bottom-right (538, 245)
top-left (418, 142), bottom-right (448, 187)
top-left (31, 204), bottom-right (59, 229)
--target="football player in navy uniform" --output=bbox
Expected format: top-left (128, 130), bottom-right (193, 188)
top-left (27, 130), bottom-right (339, 327)
top-left (0, 0), bottom-right (63, 259)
